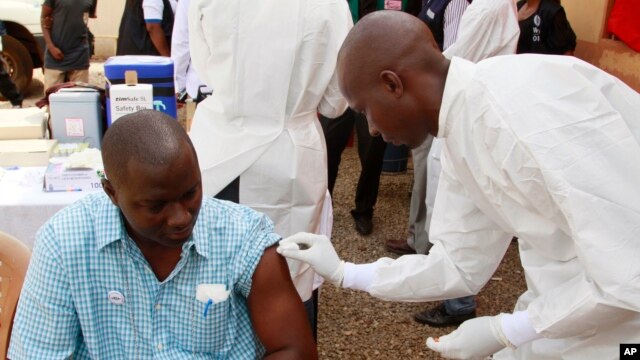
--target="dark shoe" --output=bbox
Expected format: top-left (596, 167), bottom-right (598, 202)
top-left (413, 303), bottom-right (476, 327)
top-left (385, 239), bottom-right (416, 255)
top-left (353, 216), bottom-right (373, 236)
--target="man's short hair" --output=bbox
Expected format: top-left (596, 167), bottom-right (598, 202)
top-left (101, 110), bottom-right (196, 186)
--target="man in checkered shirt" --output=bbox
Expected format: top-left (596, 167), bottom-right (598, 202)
top-left (9, 110), bottom-right (317, 359)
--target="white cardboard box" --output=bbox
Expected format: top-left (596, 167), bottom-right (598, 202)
top-left (0, 108), bottom-right (47, 140)
top-left (0, 139), bottom-right (57, 166)
top-left (43, 162), bottom-right (103, 192)
top-left (109, 84), bottom-right (153, 123)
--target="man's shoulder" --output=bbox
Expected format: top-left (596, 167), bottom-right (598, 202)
top-left (39, 192), bottom-right (113, 247)
top-left (197, 198), bottom-right (278, 246)
top-left (201, 197), bottom-right (269, 222)
top-left (50, 192), bottom-right (109, 220)
top-left (195, 199), bottom-right (280, 297)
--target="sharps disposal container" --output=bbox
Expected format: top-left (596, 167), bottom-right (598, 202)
top-left (49, 88), bottom-right (104, 149)
top-left (104, 56), bottom-right (177, 125)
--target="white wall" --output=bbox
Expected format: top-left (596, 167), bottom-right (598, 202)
top-left (87, 0), bottom-right (125, 58)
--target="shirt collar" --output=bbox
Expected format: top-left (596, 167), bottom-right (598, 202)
top-left (190, 219), bottom-right (209, 258)
top-left (187, 198), bottom-right (212, 258)
top-left (95, 194), bottom-right (128, 250)
top-left (438, 56), bottom-right (476, 139)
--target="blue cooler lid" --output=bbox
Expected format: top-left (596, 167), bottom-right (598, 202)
top-left (104, 56), bottom-right (174, 82)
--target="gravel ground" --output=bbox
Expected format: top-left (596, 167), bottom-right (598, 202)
top-left (3, 62), bottom-right (528, 359)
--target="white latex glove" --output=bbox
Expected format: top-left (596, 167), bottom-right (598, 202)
top-left (276, 232), bottom-right (344, 286)
top-left (426, 315), bottom-right (512, 359)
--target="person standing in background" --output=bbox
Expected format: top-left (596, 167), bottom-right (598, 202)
top-left (0, 20), bottom-right (24, 108)
top-left (517, 0), bottom-right (576, 55)
top-left (117, 0), bottom-right (176, 56)
top-left (188, 0), bottom-right (353, 337)
top-left (40, 0), bottom-right (95, 91)
top-left (320, 0), bottom-right (422, 237)
top-left (171, 0), bottom-right (209, 103)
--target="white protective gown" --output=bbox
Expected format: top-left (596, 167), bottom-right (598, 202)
top-left (368, 55), bottom-right (640, 359)
top-left (424, 0), bottom-right (521, 234)
top-left (188, 0), bottom-right (352, 301)
top-left (171, 0), bottom-right (206, 99)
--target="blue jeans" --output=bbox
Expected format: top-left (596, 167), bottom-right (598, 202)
top-left (443, 296), bottom-right (476, 315)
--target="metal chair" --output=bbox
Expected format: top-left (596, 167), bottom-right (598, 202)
top-left (0, 231), bottom-right (31, 359)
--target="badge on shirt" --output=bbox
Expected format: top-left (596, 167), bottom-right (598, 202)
top-left (108, 290), bottom-right (125, 305)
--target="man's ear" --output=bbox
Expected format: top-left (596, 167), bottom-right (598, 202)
top-left (379, 70), bottom-right (403, 98)
top-left (101, 179), bottom-right (119, 207)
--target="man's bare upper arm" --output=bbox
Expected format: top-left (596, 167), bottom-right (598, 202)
top-left (248, 246), bottom-right (317, 359)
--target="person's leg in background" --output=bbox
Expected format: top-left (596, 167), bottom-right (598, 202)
top-left (350, 111), bottom-right (387, 235)
top-left (414, 296), bottom-right (477, 327)
top-left (304, 294), bottom-right (316, 341)
top-left (67, 69), bottom-right (90, 84)
top-left (318, 109), bottom-right (360, 340)
top-left (411, 138), bottom-right (476, 326)
top-left (43, 68), bottom-right (66, 93)
top-left (386, 135), bottom-right (434, 254)
top-left (0, 61), bottom-right (23, 108)
top-left (320, 109), bottom-right (356, 195)
top-left (214, 177), bottom-right (240, 204)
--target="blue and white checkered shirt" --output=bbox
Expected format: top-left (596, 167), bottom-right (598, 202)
top-left (9, 193), bottom-right (280, 359)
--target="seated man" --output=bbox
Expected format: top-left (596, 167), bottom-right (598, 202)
top-left (9, 110), bottom-right (316, 359)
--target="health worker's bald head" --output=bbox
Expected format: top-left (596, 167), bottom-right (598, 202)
top-left (337, 10), bottom-right (443, 97)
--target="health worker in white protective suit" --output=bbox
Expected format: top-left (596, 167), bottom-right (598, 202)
top-left (187, 0), bottom-right (352, 309)
top-left (278, 10), bottom-right (640, 360)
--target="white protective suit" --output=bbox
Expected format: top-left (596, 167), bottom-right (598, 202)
top-left (423, 0), bottom-right (521, 242)
top-left (188, 0), bottom-right (352, 301)
top-left (366, 55), bottom-right (640, 358)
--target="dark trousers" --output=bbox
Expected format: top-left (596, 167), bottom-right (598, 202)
top-left (214, 177), bottom-right (240, 203)
top-left (0, 61), bottom-right (23, 106)
top-left (320, 108), bottom-right (387, 219)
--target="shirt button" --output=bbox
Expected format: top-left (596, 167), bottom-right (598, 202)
top-left (155, 304), bottom-right (161, 310)
top-left (157, 343), bottom-right (164, 351)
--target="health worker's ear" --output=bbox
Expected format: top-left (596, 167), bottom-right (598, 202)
top-left (379, 70), bottom-right (404, 98)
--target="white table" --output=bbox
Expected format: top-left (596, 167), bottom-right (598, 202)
top-left (0, 166), bottom-right (96, 247)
